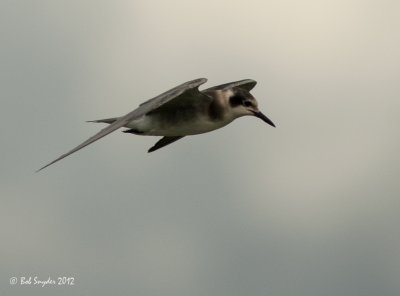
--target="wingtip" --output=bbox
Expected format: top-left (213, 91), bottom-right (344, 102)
top-left (191, 78), bottom-right (208, 86)
top-left (35, 162), bottom-right (52, 173)
top-left (35, 166), bottom-right (45, 173)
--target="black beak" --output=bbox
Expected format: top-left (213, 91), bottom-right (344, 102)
top-left (253, 111), bottom-right (275, 127)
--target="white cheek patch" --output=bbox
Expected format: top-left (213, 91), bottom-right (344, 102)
top-left (224, 89), bottom-right (234, 97)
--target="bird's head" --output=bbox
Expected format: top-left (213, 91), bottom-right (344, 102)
top-left (228, 88), bottom-right (275, 127)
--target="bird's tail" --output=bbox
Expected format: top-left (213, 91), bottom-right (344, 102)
top-left (86, 117), bottom-right (119, 124)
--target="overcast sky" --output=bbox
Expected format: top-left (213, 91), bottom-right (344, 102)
top-left (1, 1), bottom-right (400, 295)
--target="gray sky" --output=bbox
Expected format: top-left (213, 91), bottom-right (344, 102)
top-left (1, 1), bottom-right (400, 295)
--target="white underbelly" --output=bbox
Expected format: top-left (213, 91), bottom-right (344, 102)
top-left (125, 115), bottom-right (231, 136)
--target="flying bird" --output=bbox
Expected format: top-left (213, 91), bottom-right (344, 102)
top-left (37, 78), bottom-right (275, 171)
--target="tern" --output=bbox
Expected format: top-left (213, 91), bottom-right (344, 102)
top-left (37, 78), bottom-right (275, 171)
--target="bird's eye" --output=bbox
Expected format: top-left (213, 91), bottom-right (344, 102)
top-left (243, 101), bottom-right (252, 107)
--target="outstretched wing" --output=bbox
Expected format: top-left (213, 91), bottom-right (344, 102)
top-left (37, 78), bottom-right (208, 171)
top-left (203, 79), bottom-right (257, 92)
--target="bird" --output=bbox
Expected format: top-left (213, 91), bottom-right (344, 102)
top-left (37, 78), bottom-right (275, 171)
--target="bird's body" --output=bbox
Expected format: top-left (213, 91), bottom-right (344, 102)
top-left (125, 112), bottom-right (228, 136)
top-left (100, 89), bottom-right (236, 136)
top-left (37, 78), bottom-right (275, 171)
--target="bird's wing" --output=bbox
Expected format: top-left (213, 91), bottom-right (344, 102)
top-left (148, 136), bottom-right (185, 153)
top-left (139, 78), bottom-right (208, 109)
top-left (37, 78), bottom-right (208, 171)
top-left (203, 79), bottom-right (257, 92)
